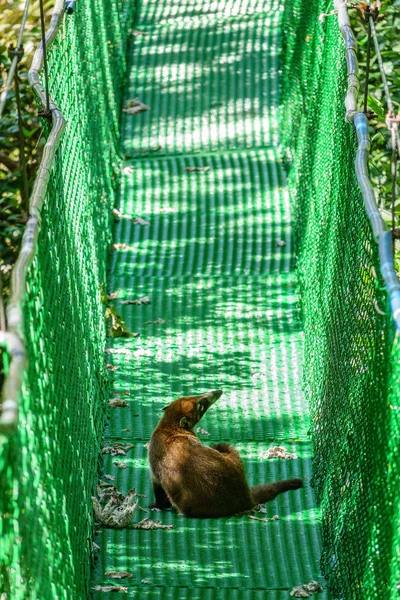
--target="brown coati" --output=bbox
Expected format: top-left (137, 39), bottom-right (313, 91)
top-left (148, 390), bottom-right (303, 518)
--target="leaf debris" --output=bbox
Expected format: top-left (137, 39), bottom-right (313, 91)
top-left (109, 398), bottom-right (129, 408)
top-left (102, 443), bottom-right (135, 456)
top-left (105, 571), bottom-right (133, 580)
top-left (123, 98), bottom-right (150, 115)
top-left (186, 166), bottom-right (210, 172)
top-left (144, 318), bottom-right (167, 325)
top-left (132, 217), bottom-right (150, 226)
top-left (120, 296), bottom-right (151, 305)
top-left (113, 461), bottom-right (129, 469)
top-left (92, 585), bottom-right (128, 593)
top-left (92, 489), bottom-right (138, 529)
top-left (196, 427), bottom-right (210, 436)
top-left (290, 581), bottom-right (323, 598)
top-left (263, 446), bottom-right (298, 460)
top-left (134, 517), bottom-right (174, 530)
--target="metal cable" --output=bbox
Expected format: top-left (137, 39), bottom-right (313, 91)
top-left (0, 0), bottom-right (31, 119)
top-left (38, 0), bottom-right (51, 113)
top-left (363, 5), bottom-right (372, 114)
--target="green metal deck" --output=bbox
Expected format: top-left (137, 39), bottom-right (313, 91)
top-left (92, 1), bottom-right (329, 597)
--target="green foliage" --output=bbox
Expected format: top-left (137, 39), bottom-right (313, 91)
top-left (0, 1), bottom-right (51, 296)
top-left (351, 1), bottom-right (400, 218)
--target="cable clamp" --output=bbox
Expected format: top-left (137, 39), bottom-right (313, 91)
top-left (386, 112), bottom-right (400, 130)
top-left (38, 108), bottom-right (52, 121)
top-left (8, 44), bottom-right (24, 62)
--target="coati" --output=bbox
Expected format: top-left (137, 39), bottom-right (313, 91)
top-left (148, 390), bottom-right (303, 518)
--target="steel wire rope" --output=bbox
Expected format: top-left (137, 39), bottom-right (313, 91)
top-left (38, 0), bottom-right (51, 114)
top-left (0, 0), bottom-right (31, 119)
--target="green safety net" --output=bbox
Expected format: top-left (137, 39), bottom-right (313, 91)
top-left (281, 0), bottom-right (400, 598)
top-left (0, 1), bottom-right (134, 598)
top-left (0, 0), bottom-right (399, 599)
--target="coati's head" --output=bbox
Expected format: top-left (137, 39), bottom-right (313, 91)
top-left (162, 390), bottom-right (223, 430)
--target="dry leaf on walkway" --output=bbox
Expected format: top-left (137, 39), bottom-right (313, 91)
top-left (93, 489), bottom-right (138, 529)
top-left (186, 166), bottom-right (210, 172)
top-left (108, 398), bottom-right (129, 408)
top-left (92, 585), bottom-right (128, 593)
top-left (144, 318), bottom-right (167, 325)
top-left (134, 517), bottom-right (174, 530)
top-left (132, 217), bottom-right (150, 226)
top-left (196, 427), bottom-right (210, 436)
top-left (276, 240), bottom-right (286, 247)
top-left (107, 290), bottom-right (120, 300)
top-left (290, 581), bottom-right (323, 598)
top-left (105, 571), bottom-right (133, 579)
top-left (123, 98), bottom-right (150, 114)
top-left (113, 461), bottom-right (128, 469)
top-left (104, 474), bottom-right (116, 482)
top-left (120, 296), bottom-right (151, 305)
top-left (263, 446), bottom-right (298, 460)
top-left (132, 29), bottom-right (147, 36)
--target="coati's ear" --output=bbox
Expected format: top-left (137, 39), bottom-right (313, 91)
top-left (162, 406), bottom-right (168, 411)
top-left (179, 417), bottom-right (188, 428)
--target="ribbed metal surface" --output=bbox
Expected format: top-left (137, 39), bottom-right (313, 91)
top-left (93, 0), bottom-right (329, 597)
top-left (122, 13), bottom-right (280, 157)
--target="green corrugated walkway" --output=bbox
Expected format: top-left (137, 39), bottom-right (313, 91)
top-left (92, 1), bottom-right (329, 597)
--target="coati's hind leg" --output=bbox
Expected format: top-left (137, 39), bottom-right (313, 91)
top-left (149, 480), bottom-right (172, 510)
top-left (251, 478), bottom-right (303, 504)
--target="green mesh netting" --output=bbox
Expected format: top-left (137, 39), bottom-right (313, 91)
top-left (0, 1), bottom-right (134, 598)
top-left (1, 0), bottom-right (399, 598)
top-left (281, 0), bottom-right (400, 598)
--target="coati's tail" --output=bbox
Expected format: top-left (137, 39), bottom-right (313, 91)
top-left (250, 478), bottom-right (303, 504)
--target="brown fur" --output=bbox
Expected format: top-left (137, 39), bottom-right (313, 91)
top-left (148, 390), bottom-right (302, 518)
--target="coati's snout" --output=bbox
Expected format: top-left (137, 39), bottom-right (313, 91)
top-left (162, 389), bottom-right (223, 430)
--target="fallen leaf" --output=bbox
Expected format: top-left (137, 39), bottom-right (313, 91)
top-left (196, 427), bottom-right (210, 436)
top-left (102, 443), bottom-right (134, 456)
top-left (92, 585), bottom-right (128, 593)
top-left (276, 240), bottom-right (286, 247)
top-left (122, 166), bottom-right (135, 174)
top-left (123, 98), bottom-right (150, 115)
top-left (107, 290), bottom-right (120, 300)
top-left (263, 446), bottom-right (298, 460)
top-left (132, 29), bottom-right (147, 36)
top-left (93, 489), bottom-right (138, 529)
top-left (144, 319), bottom-right (167, 325)
top-left (113, 461), bottom-right (129, 469)
top-left (109, 398), bottom-right (129, 408)
top-left (186, 166), bottom-right (210, 172)
top-left (111, 243), bottom-right (135, 251)
top-left (106, 364), bottom-right (119, 372)
top-left (290, 581), bottom-right (323, 598)
top-left (120, 296), bottom-right (151, 305)
top-left (105, 305), bottom-right (136, 338)
top-left (141, 580), bottom-right (151, 585)
top-left (105, 571), bottom-right (133, 580)
top-left (134, 517), bottom-right (174, 530)
top-left (132, 217), bottom-right (150, 226)
top-left (104, 474), bottom-right (116, 482)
